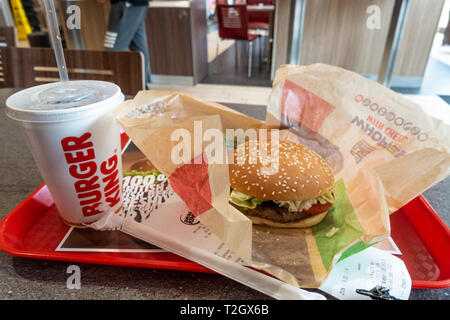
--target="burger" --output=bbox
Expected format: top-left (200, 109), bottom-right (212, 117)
top-left (229, 140), bottom-right (335, 228)
top-left (130, 158), bottom-right (157, 172)
top-left (124, 157), bottom-right (161, 177)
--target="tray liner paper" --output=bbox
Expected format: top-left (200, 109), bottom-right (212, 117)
top-left (113, 64), bottom-right (450, 288)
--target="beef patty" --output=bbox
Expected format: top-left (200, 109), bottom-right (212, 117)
top-left (231, 201), bottom-right (311, 223)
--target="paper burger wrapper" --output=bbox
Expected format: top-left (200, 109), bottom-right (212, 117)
top-left (268, 64), bottom-right (450, 241)
top-left (113, 65), bottom-right (449, 288)
top-left (114, 91), bottom-right (271, 262)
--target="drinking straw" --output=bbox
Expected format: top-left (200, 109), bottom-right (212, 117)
top-left (42, 0), bottom-right (69, 82)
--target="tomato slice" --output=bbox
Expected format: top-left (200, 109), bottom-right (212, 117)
top-left (303, 202), bottom-right (333, 215)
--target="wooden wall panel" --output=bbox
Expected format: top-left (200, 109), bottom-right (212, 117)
top-left (393, 0), bottom-right (445, 77)
top-left (191, 0), bottom-right (208, 83)
top-left (146, 7), bottom-right (193, 76)
top-left (300, 0), bottom-right (395, 75)
top-left (271, 0), bottom-right (293, 75)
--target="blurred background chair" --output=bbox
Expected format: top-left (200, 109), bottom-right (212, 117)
top-left (216, 4), bottom-right (260, 78)
top-left (0, 47), bottom-right (145, 95)
top-left (247, 0), bottom-right (273, 65)
top-left (247, 0), bottom-right (272, 30)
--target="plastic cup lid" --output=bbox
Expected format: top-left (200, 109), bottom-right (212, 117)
top-left (5, 80), bottom-right (124, 123)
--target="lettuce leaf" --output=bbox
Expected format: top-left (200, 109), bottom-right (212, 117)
top-left (229, 189), bottom-right (334, 213)
top-left (229, 190), bottom-right (265, 209)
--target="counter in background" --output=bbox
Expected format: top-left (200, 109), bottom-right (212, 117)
top-left (57, 0), bottom-right (208, 86)
top-left (146, 0), bottom-right (208, 85)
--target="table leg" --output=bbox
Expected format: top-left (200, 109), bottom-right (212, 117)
top-left (248, 40), bottom-right (253, 78)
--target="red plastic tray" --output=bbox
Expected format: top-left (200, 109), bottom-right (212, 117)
top-left (390, 195), bottom-right (450, 289)
top-left (0, 183), bottom-right (212, 273)
top-left (0, 131), bottom-right (212, 274)
top-left (0, 133), bottom-right (448, 289)
top-left (1, 186), bottom-right (448, 289)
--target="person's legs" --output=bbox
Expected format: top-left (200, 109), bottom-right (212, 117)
top-left (104, 2), bottom-right (141, 51)
top-left (129, 7), bottom-right (150, 88)
top-left (104, 3), bottom-right (150, 89)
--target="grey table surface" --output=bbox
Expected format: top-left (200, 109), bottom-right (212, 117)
top-left (0, 88), bottom-right (448, 300)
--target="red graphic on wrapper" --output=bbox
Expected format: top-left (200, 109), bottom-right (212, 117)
top-left (169, 153), bottom-right (212, 217)
top-left (61, 133), bottom-right (121, 217)
top-left (100, 154), bottom-right (121, 209)
top-left (281, 80), bottom-right (335, 132)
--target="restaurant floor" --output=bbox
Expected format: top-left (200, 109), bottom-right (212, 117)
top-left (392, 57), bottom-right (450, 97)
top-left (202, 39), bottom-right (273, 87)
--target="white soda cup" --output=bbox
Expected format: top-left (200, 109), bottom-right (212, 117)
top-left (6, 80), bottom-right (125, 227)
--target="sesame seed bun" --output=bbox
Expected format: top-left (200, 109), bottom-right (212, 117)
top-left (229, 140), bottom-right (334, 200)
